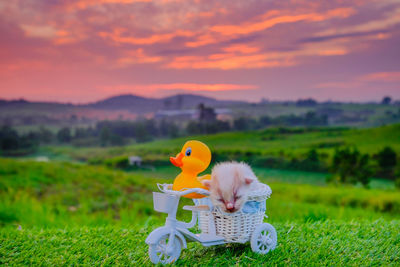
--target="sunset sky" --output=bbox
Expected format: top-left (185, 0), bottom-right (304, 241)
top-left (0, 0), bottom-right (399, 103)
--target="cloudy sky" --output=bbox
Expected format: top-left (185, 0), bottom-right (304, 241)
top-left (0, 0), bottom-right (399, 103)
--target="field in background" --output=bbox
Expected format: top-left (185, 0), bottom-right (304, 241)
top-left (43, 123), bottom-right (400, 165)
top-left (2, 97), bottom-right (400, 134)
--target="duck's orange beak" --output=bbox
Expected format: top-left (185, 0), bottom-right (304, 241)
top-left (170, 152), bottom-right (184, 167)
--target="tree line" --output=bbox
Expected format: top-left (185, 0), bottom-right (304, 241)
top-left (0, 110), bottom-right (329, 151)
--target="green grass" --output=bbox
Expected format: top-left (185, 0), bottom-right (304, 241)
top-left (44, 124), bottom-right (400, 164)
top-left (1, 158), bottom-right (399, 228)
top-left (1, 157), bottom-right (400, 265)
top-left (1, 220), bottom-right (399, 266)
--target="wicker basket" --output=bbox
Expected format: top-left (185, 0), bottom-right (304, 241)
top-left (199, 183), bottom-right (272, 243)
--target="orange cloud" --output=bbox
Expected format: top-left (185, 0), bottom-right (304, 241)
top-left (114, 48), bottom-right (163, 67)
top-left (101, 83), bottom-right (258, 92)
top-left (20, 22), bottom-right (88, 45)
top-left (317, 7), bottom-right (400, 37)
top-left (186, 7), bottom-right (355, 48)
top-left (222, 44), bottom-right (260, 54)
top-left (166, 53), bottom-right (295, 70)
top-left (360, 71), bottom-right (400, 82)
top-left (317, 49), bottom-right (348, 56)
top-left (21, 24), bottom-right (58, 39)
top-left (212, 8), bottom-right (354, 36)
top-left (99, 28), bottom-right (194, 45)
top-left (315, 71), bottom-right (400, 89)
top-left (167, 40), bottom-right (349, 70)
top-left (185, 8), bottom-right (228, 20)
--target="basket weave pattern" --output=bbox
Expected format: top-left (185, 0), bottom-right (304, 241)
top-left (199, 183), bottom-right (271, 243)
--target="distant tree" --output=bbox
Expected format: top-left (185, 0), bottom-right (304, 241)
top-left (204, 120), bottom-right (231, 134)
top-left (0, 126), bottom-right (37, 154)
top-left (57, 127), bottom-right (71, 143)
top-left (375, 146), bottom-right (397, 179)
top-left (198, 103), bottom-right (216, 122)
top-left (395, 166), bottom-right (400, 189)
top-left (233, 117), bottom-right (250, 131)
top-left (304, 111), bottom-right (328, 126)
top-left (74, 127), bottom-right (89, 139)
top-left (0, 126), bottom-right (19, 151)
top-left (330, 147), bottom-right (372, 187)
top-left (306, 149), bottom-right (319, 163)
top-left (108, 134), bottom-right (125, 146)
top-left (166, 122), bottom-right (179, 138)
top-left (38, 126), bottom-right (54, 143)
top-left (259, 116), bottom-right (272, 127)
top-left (296, 98), bottom-right (317, 107)
top-left (144, 119), bottom-right (159, 137)
top-left (289, 148), bottom-right (327, 172)
top-left (275, 114), bottom-right (302, 126)
top-left (186, 121), bottom-right (202, 135)
top-left (159, 119), bottom-right (178, 137)
top-left (214, 120), bottom-right (231, 132)
top-left (99, 127), bottom-right (111, 146)
top-left (381, 96), bottom-right (392, 105)
top-left (25, 131), bottom-right (41, 146)
top-left (134, 122), bottom-right (152, 143)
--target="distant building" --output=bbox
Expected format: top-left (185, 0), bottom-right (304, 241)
top-left (154, 110), bottom-right (197, 120)
top-left (35, 156), bottom-right (49, 162)
top-left (129, 156), bottom-right (142, 166)
top-left (154, 107), bottom-right (232, 120)
top-left (198, 103), bottom-right (216, 122)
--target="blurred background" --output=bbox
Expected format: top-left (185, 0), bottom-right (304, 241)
top-left (0, 1), bottom-right (400, 263)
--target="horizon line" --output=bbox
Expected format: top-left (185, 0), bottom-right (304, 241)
top-left (0, 92), bottom-right (397, 105)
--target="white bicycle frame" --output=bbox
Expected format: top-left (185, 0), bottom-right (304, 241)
top-left (146, 184), bottom-right (225, 254)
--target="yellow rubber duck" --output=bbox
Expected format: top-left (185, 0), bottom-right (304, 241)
top-left (170, 140), bottom-right (211, 198)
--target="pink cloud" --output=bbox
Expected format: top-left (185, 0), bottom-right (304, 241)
top-left (100, 83), bottom-right (258, 93)
top-left (360, 71), bottom-right (400, 82)
top-left (315, 71), bottom-right (400, 89)
top-left (99, 28), bottom-right (195, 45)
top-left (186, 7), bottom-right (355, 48)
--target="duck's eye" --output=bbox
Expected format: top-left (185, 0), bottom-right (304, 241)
top-left (185, 147), bottom-right (192, 156)
top-left (217, 198), bottom-right (224, 203)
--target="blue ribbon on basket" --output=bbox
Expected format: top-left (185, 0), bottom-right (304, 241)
top-left (242, 200), bottom-right (266, 213)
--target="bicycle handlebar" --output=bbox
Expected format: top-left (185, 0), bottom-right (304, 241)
top-left (157, 183), bottom-right (210, 196)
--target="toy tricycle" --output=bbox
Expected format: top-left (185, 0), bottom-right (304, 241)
top-left (146, 183), bottom-right (277, 264)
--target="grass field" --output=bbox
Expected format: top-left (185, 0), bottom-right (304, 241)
top-left (44, 124), bottom-right (400, 164)
top-left (1, 124), bottom-right (400, 265)
top-left (1, 158), bottom-right (399, 265)
top-left (1, 220), bottom-right (399, 266)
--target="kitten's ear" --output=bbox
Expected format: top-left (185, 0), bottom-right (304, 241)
top-left (202, 179), bottom-right (211, 189)
top-left (244, 177), bottom-right (254, 185)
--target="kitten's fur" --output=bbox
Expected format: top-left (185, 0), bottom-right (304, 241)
top-left (202, 161), bottom-right (259, 213)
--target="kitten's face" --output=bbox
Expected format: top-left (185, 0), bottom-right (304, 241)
top-left (205, 164), bottom-right (254, 213)
top-left (211, 183), bottom-right (249, 213)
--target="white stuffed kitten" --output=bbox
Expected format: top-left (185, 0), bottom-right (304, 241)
top-left (202, 161), bottom-right (259, 213)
